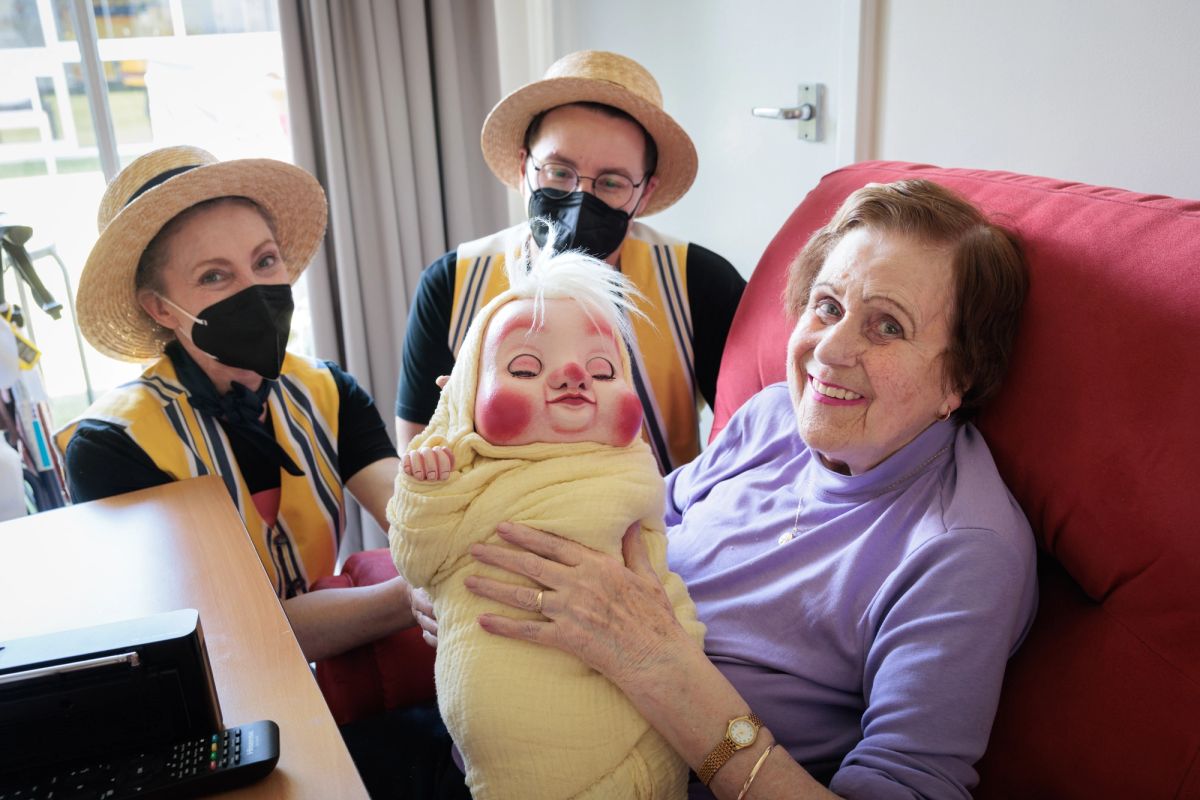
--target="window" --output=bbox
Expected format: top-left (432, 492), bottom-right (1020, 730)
top-left (0, 0), bottom-right (310, 425)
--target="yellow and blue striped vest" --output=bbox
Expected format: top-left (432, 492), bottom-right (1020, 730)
top-left (55, 353), bottom-right (345, 598)
top-left (448, 222), bottom-right (700, 472)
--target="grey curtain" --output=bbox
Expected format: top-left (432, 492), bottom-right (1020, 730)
top-left (280, 0), bottom-right (508, 550)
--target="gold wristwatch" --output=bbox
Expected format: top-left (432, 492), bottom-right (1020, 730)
top-left (697, 712), bottom-right (764, 785)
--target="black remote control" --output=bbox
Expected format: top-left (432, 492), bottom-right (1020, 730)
top-left (0, 719), bottom-right (280, 799)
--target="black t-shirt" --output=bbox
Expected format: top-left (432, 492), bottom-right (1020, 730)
top-left (395, 242), bottom-right (746, 424)
top-left (64, 349), bottom-right (397, 504)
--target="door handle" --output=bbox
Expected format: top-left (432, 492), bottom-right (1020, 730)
top-left (752, 104), bottom-right (815, 121)
top-left (751, 84), bottom-right (822, 141)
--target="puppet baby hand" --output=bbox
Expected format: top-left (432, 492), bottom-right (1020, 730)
top-left (402, 446), bottom-right (454, 481)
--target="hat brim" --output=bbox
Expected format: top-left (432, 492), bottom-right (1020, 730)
top-left (480, 77), bottom-right (698, 217)
top-left (77, 159), bottom-right (327, 362)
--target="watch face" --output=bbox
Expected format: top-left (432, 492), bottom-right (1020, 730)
top-left (730, 718), bottom-right (756, 746)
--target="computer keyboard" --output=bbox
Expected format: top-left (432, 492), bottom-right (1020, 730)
top-left (0, 720), bottom-right (279, 799)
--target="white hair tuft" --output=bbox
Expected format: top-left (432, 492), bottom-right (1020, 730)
top-left (506, 220), bottom-right (648, 343)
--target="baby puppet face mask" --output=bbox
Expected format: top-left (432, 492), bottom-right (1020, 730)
top-left (474, 297), bottom-right (643, 447)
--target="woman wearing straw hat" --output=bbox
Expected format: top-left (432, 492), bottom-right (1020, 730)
top-left (55, 146), bottom-right (415, 662)
top-left (395, 50), bottom-right (746, 475)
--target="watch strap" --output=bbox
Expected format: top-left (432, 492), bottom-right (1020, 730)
top-left (697, 712), bottom-right (764, 786)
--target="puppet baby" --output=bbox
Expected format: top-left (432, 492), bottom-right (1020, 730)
top-left (388, 240), bottom-right (703, 799)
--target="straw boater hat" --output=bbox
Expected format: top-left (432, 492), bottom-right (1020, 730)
top-left (480, 50), bottom-right (698, 217)
top-left (77, 145), bottom-right (327, 362)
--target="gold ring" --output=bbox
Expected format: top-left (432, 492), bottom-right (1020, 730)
top-left (534, 589), bottom-right (545, 614)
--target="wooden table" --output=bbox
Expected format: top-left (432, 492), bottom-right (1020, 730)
top-left (0, 476), bottom-right (368, 799)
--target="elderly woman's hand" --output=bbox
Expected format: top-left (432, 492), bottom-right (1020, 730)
top-left (410, 586), bottom-right (438, 648)
top-left (465, 522), bottom-right (692, 689)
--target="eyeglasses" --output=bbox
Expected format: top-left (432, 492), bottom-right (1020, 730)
top-left (526, 155), bottom-right (648, 209)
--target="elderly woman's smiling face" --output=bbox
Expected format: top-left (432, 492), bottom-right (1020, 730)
top-left (787, 226), bottom-right (962, 475)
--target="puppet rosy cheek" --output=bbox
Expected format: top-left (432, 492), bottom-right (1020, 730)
top-left (476, 388), bottom-right (533, 444)
top-left (615, 392), bottom-right (643, 445)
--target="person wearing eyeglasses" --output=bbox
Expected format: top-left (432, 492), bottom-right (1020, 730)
top-left (394, 51), bottom-right (746, 476)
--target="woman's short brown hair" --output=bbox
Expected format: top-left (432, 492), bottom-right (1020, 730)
top-left (784, 179), bottom-right (1028, 422)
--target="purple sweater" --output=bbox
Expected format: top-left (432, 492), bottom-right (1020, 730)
top-left (667, 384), bottom-right (1037, 799)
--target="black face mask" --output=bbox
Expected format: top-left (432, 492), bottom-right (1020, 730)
top-left (161, 283), bottom-right (294, 380)
top-left (528, 190), bottom-right (632, 260)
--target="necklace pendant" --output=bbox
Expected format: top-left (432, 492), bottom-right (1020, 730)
top-left (782, 492), bottom-right (804, 546)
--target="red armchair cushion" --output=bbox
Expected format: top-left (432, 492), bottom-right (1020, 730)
top-left (311, 548), bottom-right (436, 726)
top-left (713, 162), bottom-right (1200, 797)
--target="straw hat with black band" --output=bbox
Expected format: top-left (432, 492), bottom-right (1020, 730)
top-left (480, 50), bottom-right (698, 217)
top-left (77, 145), bottom-right (327, 363)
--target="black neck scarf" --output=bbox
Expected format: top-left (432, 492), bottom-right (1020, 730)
top-left (165, 341), bottom-right (304, 477)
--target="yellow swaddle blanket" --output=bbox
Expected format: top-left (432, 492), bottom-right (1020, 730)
top-left (389, 286), bottom-right (704, 799)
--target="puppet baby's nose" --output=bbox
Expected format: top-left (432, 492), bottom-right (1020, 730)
top-left (551, 361), bottom-right (588, 388)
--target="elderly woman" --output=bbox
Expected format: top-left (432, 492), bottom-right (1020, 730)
top-left (458, 179), bottom-right (1038, 799)
top-left (56, 146), bottom-right (414, 663)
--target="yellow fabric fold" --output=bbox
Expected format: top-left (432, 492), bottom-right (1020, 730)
top-left (389, 287), bottom-right (703, 799)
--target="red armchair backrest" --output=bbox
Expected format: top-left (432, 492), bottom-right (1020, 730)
top-left (712, 161), bottom-right (1200, 798)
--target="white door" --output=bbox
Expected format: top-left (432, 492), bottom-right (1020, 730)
top-left (507, 0), bottom-right (872, 278)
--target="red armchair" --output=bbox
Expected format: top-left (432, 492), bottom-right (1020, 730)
top-left (310, 550), bottom-right (436, 725)
top-left (315, 161), bottom-right (1200, 797)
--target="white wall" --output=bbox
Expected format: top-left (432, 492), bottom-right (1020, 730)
top-left (873, 1), bottom-right (1200, 200)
